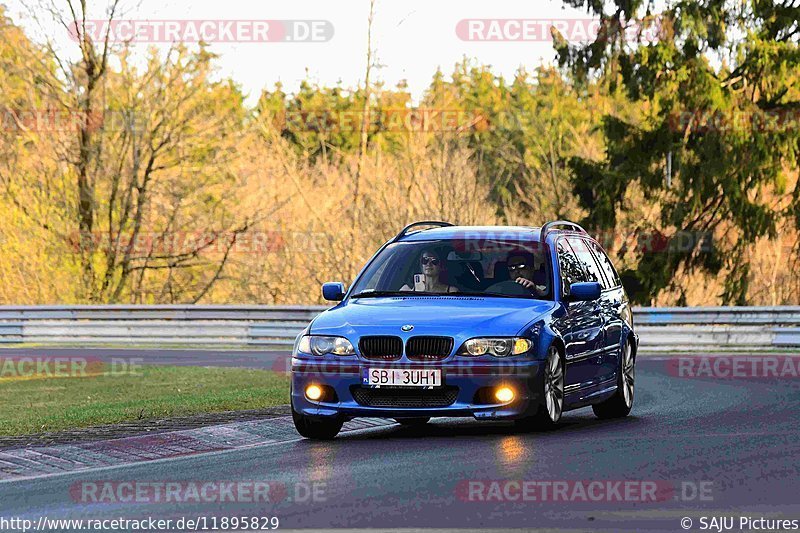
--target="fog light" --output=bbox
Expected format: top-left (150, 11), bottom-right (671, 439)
top-left (495, 387), bottom-right (515, 403)
top-left (305, 384), bottom-right (323, 401)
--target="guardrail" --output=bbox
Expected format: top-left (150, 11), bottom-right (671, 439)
top-left (0, 305), bottom-right (798, 351)
top-left (0, 305), bottom-right (325, 349)
top-left (635, 306), bottom-right (800, 351)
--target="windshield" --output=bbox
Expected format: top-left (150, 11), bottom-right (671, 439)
top-left (350, 238), bottom-right (552, 300)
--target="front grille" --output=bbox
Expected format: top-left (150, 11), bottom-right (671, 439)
top-left (350, 386), bottom-right (459, 408)
top-left (406, 336), bottom-right (454, 361)
top-left (359, 336), bottom-right (403, 360)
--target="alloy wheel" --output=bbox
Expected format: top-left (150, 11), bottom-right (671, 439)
top-left (622, 342), bottom-right (635, 408)
top-left (544, 346), bottom-right (564, 422)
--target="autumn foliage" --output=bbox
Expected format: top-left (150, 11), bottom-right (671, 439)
top-left (0, 2), bottom-right (798, 305)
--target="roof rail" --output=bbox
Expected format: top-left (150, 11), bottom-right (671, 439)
top-left (392, 220), bottom-right (454, 242)
top-left (540, 220), bottom-right (588, 243)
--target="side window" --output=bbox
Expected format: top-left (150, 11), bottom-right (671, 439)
top-left (567, 238), bottom-right (606, 286)
top-left (557, 239), bottom-right (586, 296)
top-left (589, 240), bottom-right (621, 289)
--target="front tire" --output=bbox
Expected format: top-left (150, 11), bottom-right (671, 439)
top-left (515, 344), bottom-right (564, 431)
top-left (592, 339), bottom-right (635, 419)
top-left (292, 405), bottom-right (344, 439)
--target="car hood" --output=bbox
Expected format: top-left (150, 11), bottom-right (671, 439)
top-left (310, 296), bottom-right (554, 338)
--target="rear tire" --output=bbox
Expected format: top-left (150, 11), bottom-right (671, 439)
top-left (592, 340), bottom-right (635, 419)
top-left (515, 345), bottom-right (564, 431)
top-left (292, 405), bottom-right (344, 440)
top-left (395, 417), bottom-right (430, 426)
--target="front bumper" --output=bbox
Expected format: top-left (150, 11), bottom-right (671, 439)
top-left (291, 357), bottom-right (545, 420)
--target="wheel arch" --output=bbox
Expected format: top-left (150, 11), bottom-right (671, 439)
top-left (625, 331), bottom-right (637, 360)
top-left (549, 336), bottom-right (566, 362)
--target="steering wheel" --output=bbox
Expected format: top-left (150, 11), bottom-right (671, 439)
top-left (484, 280), bottom-right (532, 296)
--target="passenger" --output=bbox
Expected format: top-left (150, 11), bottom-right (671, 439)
top-left (401, 249), bottom-right (457, 293)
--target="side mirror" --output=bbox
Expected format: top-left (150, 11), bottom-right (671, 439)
top-left (322, 282), bottom-right (346, 302)
top-left (567, 281), bottom-right (601, 302)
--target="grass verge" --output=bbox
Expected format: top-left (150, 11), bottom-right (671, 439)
top-left (0, 366), bottom-right (290, 436)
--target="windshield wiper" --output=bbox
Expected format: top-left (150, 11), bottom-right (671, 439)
top-left (448, 291), bottom-right (528, 299)
top-left (350, 290), bottom-right (410, 298)
top-left (350, 290), bottom-right (470, 298)
top-left (351, 290), bottom-right (538, 299)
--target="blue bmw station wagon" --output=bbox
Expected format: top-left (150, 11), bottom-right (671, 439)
top-left (291, 221), bottom-right (638, 439)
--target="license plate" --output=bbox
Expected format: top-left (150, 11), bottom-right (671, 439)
top-left (362, 368), bottom-right (442, 387)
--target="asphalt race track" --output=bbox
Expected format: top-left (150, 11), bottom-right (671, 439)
top-left (1, 355), bottom-right (799, 531)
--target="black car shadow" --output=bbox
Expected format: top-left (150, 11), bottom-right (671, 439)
top-left (321, 411), bottom-right (649, 443)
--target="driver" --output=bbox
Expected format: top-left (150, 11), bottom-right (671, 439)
top-left (507, 250), bottom-right (548, 297)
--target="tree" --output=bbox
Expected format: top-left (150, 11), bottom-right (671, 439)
top-left (556, 0), bottom-right (800, 304)
top-left (1, 1), bottom-right (260, 303)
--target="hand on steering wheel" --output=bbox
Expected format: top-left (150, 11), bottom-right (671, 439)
top-left (515, 277), bottom-right (535, 289)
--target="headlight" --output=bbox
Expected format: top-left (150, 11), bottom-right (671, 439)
top-left (297, 335), bottom-right (355, 356)
top-left (457, 337), bottom-right (531, 357)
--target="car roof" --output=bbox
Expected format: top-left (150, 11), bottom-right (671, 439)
top-left (396, 224), bottom-right (596, 245)
top-left (398, 225), bottom-right (542, 242)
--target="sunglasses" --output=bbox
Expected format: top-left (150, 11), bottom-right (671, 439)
top-left (420, 257), bottom-right (440, 266)
top-left (508, 263), bottom-right (529, 272)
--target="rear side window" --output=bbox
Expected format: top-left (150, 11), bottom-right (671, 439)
top-left (557, 240), bottom-right (586, 296)
top-left (588, 240), bottom-right (621, 289)
top-left (567, 238), bottom-right (605, 286)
